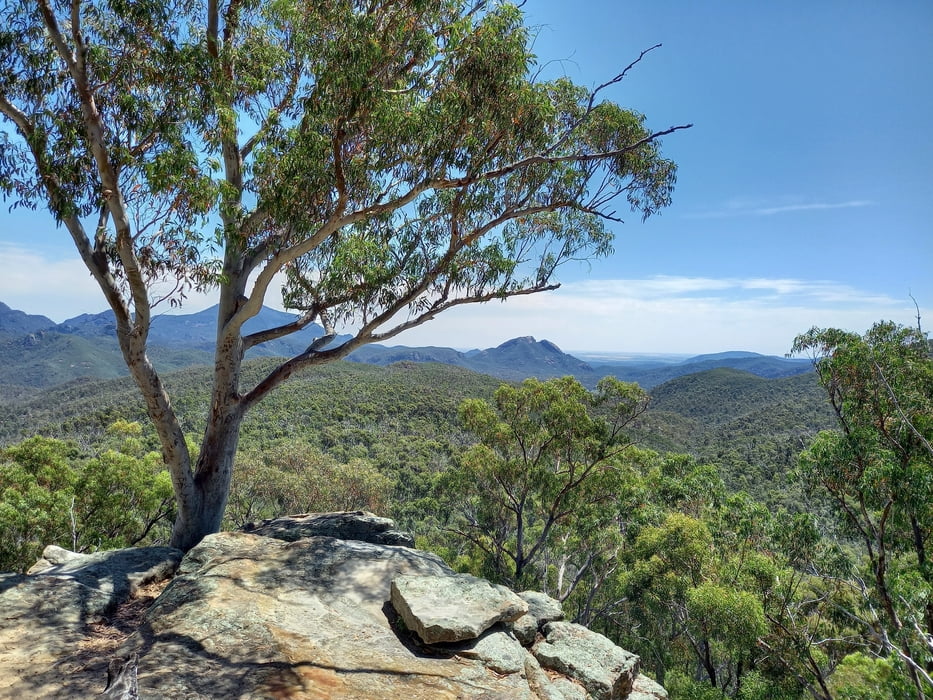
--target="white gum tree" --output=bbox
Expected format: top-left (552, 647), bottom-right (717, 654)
top-left (0, 0), bottom-right (689, 550)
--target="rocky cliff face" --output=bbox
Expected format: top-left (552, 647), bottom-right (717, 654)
top-left (0, 512), bottom-right (666, 699)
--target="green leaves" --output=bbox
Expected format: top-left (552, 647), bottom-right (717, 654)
top-left (0, 429), bottom-right (173, 572)
top-left (686, 583), bottom-right (767, 652)
top-left (226, 441), bottom-right (393, 528)
top-left (443, 376), bottom-right (647, 589)
top-left (792, 321), bottom-right (933, 696)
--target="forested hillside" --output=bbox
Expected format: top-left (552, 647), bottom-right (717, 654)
top-left (0, 360), bottom-right (498, 452)
top-left (635, 369), bottom-right (835, 506)
top-left (2, 321), bottom-right (931, 698)
top-left (1, 359), bottom-right (828, 458)
top-left (0, 359), bottom-right (834, 512)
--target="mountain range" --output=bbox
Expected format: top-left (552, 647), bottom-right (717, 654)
top-left (0, 301), bottom-right (813, 391)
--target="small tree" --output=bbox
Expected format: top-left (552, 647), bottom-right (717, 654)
top-left (442, 375), bottom-right (648, 588)
top-left (0, 1), bottom-right (687, 550)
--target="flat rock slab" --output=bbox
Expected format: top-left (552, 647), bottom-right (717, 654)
top-left (535, 621), bottom-right (640, 700)
top-left (391, 573), bottom-right (529, 644)
top-left (119, 532), bottom-right (536, 699)
top-left (241, 510), bottom-right (415, 547)
top-left (25, 544), bottom-right (182, 600)
top-left (0, 545), bottom-right (182, 698)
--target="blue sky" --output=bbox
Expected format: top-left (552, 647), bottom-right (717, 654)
top-left (1, 1), bottom-right (931, 354)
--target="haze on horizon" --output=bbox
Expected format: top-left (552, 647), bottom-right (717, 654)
top-left (1, 1), bottom-right (930, 356)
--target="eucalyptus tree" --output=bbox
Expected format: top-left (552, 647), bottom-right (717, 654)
top-left (0, 0), bottom-right (688, 550)
top-left (793, 321), bottom-right (933, 697)
top-left (446, 376), bottom-right (649, 588)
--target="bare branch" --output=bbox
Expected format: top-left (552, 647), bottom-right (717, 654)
top-left (871, 359), bottom-right (933, 458)
top-left (243, 308), bottom-right (320, 349)
top-left (544, 44), bottom-right (663, 157)
top-left (438, 124), bottom-right (693, 190)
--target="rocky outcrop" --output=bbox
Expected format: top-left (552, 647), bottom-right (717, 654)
top-left (0, 545), bottom-right (182, 698)
top-left (0, 512), bottom-right (665, 699)
top-left (512, 589), bottom-right (565, 644)
top-left (534, 621), bottom-right (640, 700)
top-left (241, 510), bottom-right (416, 547)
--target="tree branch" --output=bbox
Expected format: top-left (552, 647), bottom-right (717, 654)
top-left (242, 308), bottom-right (320, 350)
top-left (437, 124), bottom-right (693, 190)
top-left (544, 44), bottom-right (663, 157)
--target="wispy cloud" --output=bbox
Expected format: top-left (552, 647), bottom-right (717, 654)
top-left (0, 243), bottom-right (287, 322)
top-left (754, 200), bottom-right (876, 216)
top-left (0, 245), bottom-right (922, 355)
top-left (395, 275), bottom-right (923, 354)
top-left (562, 276), bottom-right (902, 306)
top-left (686, 199), bottom-right (876, 219)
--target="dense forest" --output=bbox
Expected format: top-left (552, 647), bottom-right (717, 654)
top-left (1, 321), bottom-right (931, 699)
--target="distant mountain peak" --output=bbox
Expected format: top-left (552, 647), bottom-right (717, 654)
top-left (497, 336), bottom-right (537, 348)
top-left (539, 339), bottom-right (564, 354)
top-left (0, 302), bottom-right (56, 339)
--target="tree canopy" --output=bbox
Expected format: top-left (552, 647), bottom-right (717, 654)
top-left (0, 0), bottom-right (687, 549)
top-left (792, 321), bottom-right (933, 696)
top-left (441, 375), bottom-right (648, 588)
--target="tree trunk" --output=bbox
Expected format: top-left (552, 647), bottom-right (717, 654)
top-left (169, 285), bottom-right (247, 551)
top-left (169, 407), bottom-right (244, 551)
top-left (513, 498), bottom-right (527, 585)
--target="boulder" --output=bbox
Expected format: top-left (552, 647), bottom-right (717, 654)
top-left (434, 624), bottom-right (527, 675)
top-left (511, 589), bottom-right (565, 644)
top-left (391, 572), bottom-right (528, 643)
top-left (535, 621), bottom-right (641, 700)
top-left (629, 674), bottom-right (669, 700)
top-left (241, 510), bottom-right (415, 547)
top-left (26, 544), bottom-right (84, 573)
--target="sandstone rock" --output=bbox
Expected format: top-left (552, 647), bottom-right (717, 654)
top-left (551, 677), bottom-right (590, 700)
top-left (436, 624), bottom-right (527, 674)
top-left (512, 589), bottom-right (565, 645)
top-left (23, 544), bottom-right (182, 600)
top-left (524, 650), bottom-right (582, 700)
top-left (122, 532), bottom-right (536, 698)
top-left (0, 572), bottom-right (25, 588)
top-left (391, 572), bottom-right (528, 644)
top-left (629, 673), bottom-right (669, 700)
top-left (26, 544), bottom-right (84, 573)
top-left (0, 515), bottom-right (662, 700)
top-left (241, 510), bottom-right (415, 547)
top-left (535, 621), bottom-right (640, 700)
top-left (0, 545), bottom-right (182, 698)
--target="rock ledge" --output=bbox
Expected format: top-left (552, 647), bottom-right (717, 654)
top-left (0, 512), bottom-right (665, 699)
